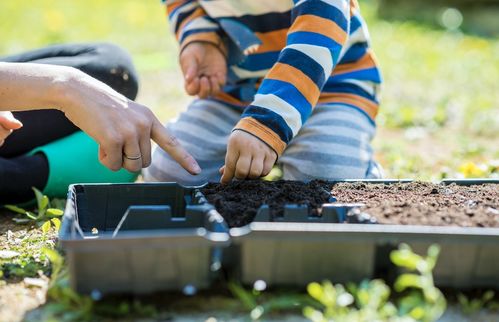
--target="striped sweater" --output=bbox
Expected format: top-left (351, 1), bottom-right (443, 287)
top-left (164, 0), bottom-right (382, 156)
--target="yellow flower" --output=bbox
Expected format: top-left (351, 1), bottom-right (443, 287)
top-left (458, 161), bottom-right (487, 178)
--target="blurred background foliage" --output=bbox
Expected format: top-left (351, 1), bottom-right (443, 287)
top-left (0, 0), bottom-right (497, 180)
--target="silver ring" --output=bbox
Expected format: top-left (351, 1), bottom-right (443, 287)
top-left (124, 153), bottom-right (142, 161)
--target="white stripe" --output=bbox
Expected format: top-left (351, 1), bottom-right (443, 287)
top-left (340, 79), bottom-right (377, 97)
top-left (200, 0), bottom-right (292, 18)
top-left (252, 93), bottom-right (302, 136)
top-left (286, 44), bottom-right (333, 81)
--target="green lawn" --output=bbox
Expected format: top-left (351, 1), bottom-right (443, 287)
top-left (1, 1), bottom-right (499, 321)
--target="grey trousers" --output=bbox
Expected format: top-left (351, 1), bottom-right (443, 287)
top-left (143, 99), bottom-right (382, 184)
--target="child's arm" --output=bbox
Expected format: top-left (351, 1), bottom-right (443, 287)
top-left (164, 1), bottom-right (227, 98)
top-left (222, 0), bottom-right (351, 183)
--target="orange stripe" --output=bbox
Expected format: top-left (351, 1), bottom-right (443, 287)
top-left (318, 93), bottom-right (379, 119)
top-left (234, 117), bottom-right (287, 156)
top-left (166, 2), bottom-right (183, 15)
top-left (267, 63), bottom-right (320, 105)
top-left (289, 14), bottom-right (347, 45)
top-left (254, 29), bottom-right (288, 53)
top-left (176, 7), bottom-right (205, 39)
top-left (332, 50), bottom-right (377, 76)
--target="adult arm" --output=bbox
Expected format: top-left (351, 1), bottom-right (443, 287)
top-left (0, 62), bottom-right (201, 174)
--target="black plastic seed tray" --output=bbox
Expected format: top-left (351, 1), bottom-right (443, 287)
top-left (229, 179), bottom-right (499, 289)
top-left (229, 202), bottom-right (378, 286)
top-left (59, 183), bottom-right (230, 295)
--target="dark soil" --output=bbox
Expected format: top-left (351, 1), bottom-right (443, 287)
top-left (202, 181), bottom-right (499, 228)
top-left (202, 180), bottom-right (332, 227)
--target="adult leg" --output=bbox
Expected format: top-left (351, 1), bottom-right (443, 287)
top-left (279, 104), bottom-right (382, 180)
top-left (0, 42), bottom-right (139, 157)
top-left (144, 99), bottom-right (240, 185)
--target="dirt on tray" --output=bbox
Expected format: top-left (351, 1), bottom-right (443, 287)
top-left (202, 181), bottom-right (499, 228)
top-left (333, 181), bottom-right (499, 228)
top-left (202, 180), bottom-right (332, 227)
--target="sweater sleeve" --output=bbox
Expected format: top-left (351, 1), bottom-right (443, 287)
top-left (233, 0), bottom-right (351, 156)
top-left (163, 0), bottom-right (226, 54)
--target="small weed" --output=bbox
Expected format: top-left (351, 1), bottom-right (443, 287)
top-left (457, 290), bottom-right (496, 315)
top-left (303, 244), bottom-right (446, 322)
top-left (4, 187), bottom-right (64, 234)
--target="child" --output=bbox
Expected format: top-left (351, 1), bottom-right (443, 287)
top-left (145, 0), bottom-right (383, 184)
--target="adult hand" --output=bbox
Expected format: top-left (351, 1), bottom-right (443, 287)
top-left (180, 42), bottom-right (227, 98)
top-left (60, 70), bottom-right (201, 174)
top-left (0, 111), bottom-right (23, 146)
top-left (220, 130), bottom-right (277, 184)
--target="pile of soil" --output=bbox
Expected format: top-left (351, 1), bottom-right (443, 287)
top-left (332, 182), bottom-right (499, 228)
top-left (202, 181), bottom-right (499, 228)
top-left (201, 180), bottom-right (332, 227)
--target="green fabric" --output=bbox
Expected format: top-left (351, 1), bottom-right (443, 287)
top-left (31, 131), bottom-right (138, 197)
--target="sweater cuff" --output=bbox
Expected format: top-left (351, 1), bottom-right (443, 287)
top-left (233, 117), bottom-right (287, 157)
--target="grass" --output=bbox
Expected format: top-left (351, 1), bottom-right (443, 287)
top-left (1, 0), bottom-right (499, 321)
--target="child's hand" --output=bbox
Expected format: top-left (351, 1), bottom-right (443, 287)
top-left (220, 130), bottom-right (277, 184)
top-left (0, 111), bottom-right (23, 146)
top-left (180, 42), bottom-right (227, 99)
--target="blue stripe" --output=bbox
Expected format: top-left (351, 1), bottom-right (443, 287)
top-left (321, 82), bottom-right (377, 102)
top-left (339, 42), bottom-right (368, 64)
top-left (241, 106), bottom-right (294, 144)
top-left (215, 11), bottom-right (292, 33)
top-left (179, 28), bottom-right (219, 43)
top-left (350, 15), bottom-right (362, 34)
top-left (279, 48), bottom-right (327, 89)
top-left (258, 79), bottom-right (312, 123)
top-left (287, 31), bottom-right (341, 50)
top-left (331, 68), bottom-right (382, 83)
top-left (238, 51), bottom-right (280, 71)
top-left (292, 0), bottom-right (348, 31)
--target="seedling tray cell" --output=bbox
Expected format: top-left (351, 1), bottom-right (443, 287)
top-left (60, 183), bottom-right (230, 295)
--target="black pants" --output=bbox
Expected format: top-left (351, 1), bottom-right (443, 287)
top-left (0, 43), bottom-right (139, 203)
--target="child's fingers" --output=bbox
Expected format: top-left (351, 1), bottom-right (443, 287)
top-left (234, 153), bottom-right (251, 180)
top-left (248, 156), bottom-right (264, 179)
top-left (180, 54), bottom-right (199, 83)
top-left (185, 77), bottom-right (200, 96)
top-left (219, 165), bottom-right (225, 175)
top-left (198, 76), bottom-right (211, 98)
top-left (262, 155), bottom-right (275, 177)
top-left (221, 150), bottom-right (238, 184)
top-left (209, 76), bottom-right (221, 95)
top-left (216, 71), bottom-right (226, 86)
